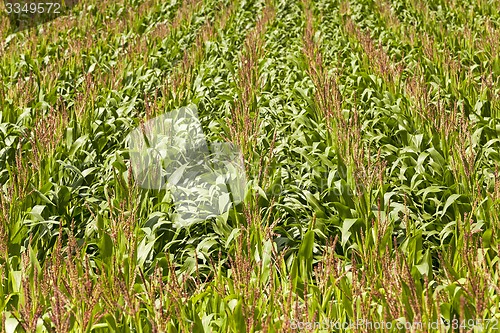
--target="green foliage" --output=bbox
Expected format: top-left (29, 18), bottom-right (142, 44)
top-left (1, 0), bottom-right (500, 331)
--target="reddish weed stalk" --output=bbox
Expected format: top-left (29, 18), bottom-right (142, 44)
top-left (344, 17), bottom-right (403, 85)
top-left (161, 1), bottom-right (236, 109)
top-left (229, 1), bottom-right (275, 167)
top-left (302, 0), bottom-right (342, 135)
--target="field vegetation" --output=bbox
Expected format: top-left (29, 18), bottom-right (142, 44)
top-left (0, 0), bottom-right (500, 331)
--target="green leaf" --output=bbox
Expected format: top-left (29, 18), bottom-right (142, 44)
top-left (341, 218), bottom-right (358, 248)
top-left (100, 233), bottom-right (114, 262)
top-left (5, 317), bottom-right (18, 333)
top-left (441, 194), bottom-right (462, 217)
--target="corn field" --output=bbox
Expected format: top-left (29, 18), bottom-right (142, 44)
top-left (0, 0), bottom-right (500, 331)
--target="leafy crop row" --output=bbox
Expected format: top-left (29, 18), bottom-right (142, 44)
top-left (1, 0), bottom-right (499, 331)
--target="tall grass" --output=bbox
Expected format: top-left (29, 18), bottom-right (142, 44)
top-left (1, 0), bottom-right (500, 331)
